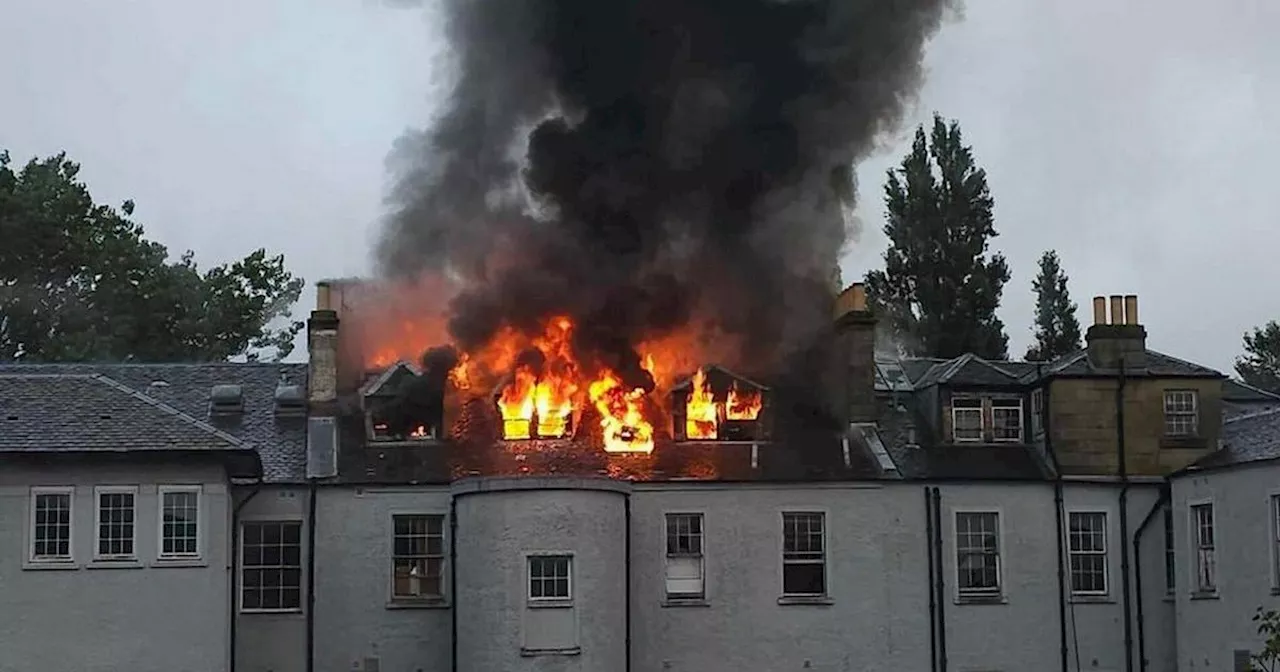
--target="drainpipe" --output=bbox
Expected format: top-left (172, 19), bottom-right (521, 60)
top-left (625, 494), bottom-right (633, 672)
top-left (306, 479), bottom-right (318, 672)
top-left (450, 496), bottom-right (458, 672)
top-left (931, 487), bottom-right (948, 672)
top-left (1039, 364), bottom-right (1069, 672)
top-left (925, 487), bottom-right (938, 672)
top-left (1134, 486), bottom-right (1170, 672)
top-left (229, 481), bottom-right (263, 672)
top-left (1117, 361), bottom-right (1135, 672)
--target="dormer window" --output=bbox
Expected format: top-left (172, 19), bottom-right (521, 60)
top-left (671, 366), bottom-right (769, 442)
top-left (361, 362), bottom-right (442, 443)
top-left (950, 395), bottom-right (1024, 444)
top-left (951, 398), bottom-right (983, 442)
top-left (991, 398), bottom-right (1023, 442)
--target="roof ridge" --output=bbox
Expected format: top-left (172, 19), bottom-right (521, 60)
top-left (1146, 349), bottom-right (1223, 376)
top-left (89, 374), bottom-right (247, 448)
top-left (967, 356), bottom-right (1020, 380)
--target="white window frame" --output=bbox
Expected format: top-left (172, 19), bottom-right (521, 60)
top-left (663, 512), bottom-right (706, 601)
top-left (1163, 390), bottom-right (1199, 437)
top-left (1188, 500), bottom-right (1216, 594)
top-left (29, 486), bottom-right (75, 564)
top-left (780, 510), bottom-right (828, 598)
top-left (951, 397), bottom-right (984, 443)
top-left (157, 485), bottom-right (203, 560)
top-left (954, 509), bottom-right (1004, 598)
top-left (526, 553), bottom-right (574, 603)
top-left (239, 518), bottom-right (305, 613)
top-left (93, 485), bottom-right (139, 562)
top-left (990, 397), bottom-right (1024, 443)
top-left (389, 512), bottom-right (447, 602)
top-left (1066, 510), bottom-right (1109, 596)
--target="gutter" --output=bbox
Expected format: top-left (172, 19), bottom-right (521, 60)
top-left (450, 495), bottom-right (458, 672)
top-left (1134, 485), bottom-right (1170, 672)
top-left (925, 487), bottom-right (938, 672)
top-left (306, 479), bottom-right (318, 672)
top-left (1039, 364), bottom-right (1069, 672)
top-left (229, 481), bottom-right (263, 672)
top-left (931, 487), bottom-right (948, 672)
top-left (1117, 362), bottom-right (1136, 672)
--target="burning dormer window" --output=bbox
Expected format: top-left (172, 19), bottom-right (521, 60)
top-left (361, 361), bottom-right (444, 443)
top-left (672, 366), bottom-right (768, 442)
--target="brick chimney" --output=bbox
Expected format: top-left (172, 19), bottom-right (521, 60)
top-left (1085, 294), bottom-right (1146, 371)
top-left (828, 282), bottom-right (877, 426)
top-left (308, 281), bottom-right (341, 414)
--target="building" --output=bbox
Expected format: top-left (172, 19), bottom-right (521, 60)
top-left (1, 285), bottom-right (1277, 671)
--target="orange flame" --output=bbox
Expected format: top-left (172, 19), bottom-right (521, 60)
top-left (588, 369), bottom-right (654, 453)
top-left (685, 368), bottom-right (719, 439)
top-left (726, 382), bottom-right (763, 420)
top-left (497, 366), bottom-right (537, 439)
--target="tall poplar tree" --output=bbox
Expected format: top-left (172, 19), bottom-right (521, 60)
top-left (1024, 250), bottom-right (1082, 361)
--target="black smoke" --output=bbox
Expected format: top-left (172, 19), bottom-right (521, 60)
top-left (377, 0), bottom-right (951, 388)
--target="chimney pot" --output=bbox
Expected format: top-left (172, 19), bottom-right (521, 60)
top-left (1123, 295), bottom-right (1138, 325)
top-left (1092, 296), bottom-right (1106, 326)
top-left (1108, 295), bottom-right (1124, 326)
top-left (834, 282), bottom-right (869, 318)
top-left (316, 282), bottom-right (332, 312)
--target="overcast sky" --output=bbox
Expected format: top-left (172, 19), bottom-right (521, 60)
top-left (1, 0), bottom-right (1275, 371)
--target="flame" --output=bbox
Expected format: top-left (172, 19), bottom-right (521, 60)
top-left (588, 369), bottom-right (654, 453)
top-left (497, 366), bottom-right (537, 439)
top-left (685, 368), bottom-right (718, 439)
top-left (726, 382), bottom-right (763, 420)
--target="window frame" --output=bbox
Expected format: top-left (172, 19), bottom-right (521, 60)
top-left (157, 485), bottom-right (203, 561)
top-left (239, 518), bottom-right (305, 613)
top-left (1163, 506), bottom-right (1175, 594)
top-left (1163, 389), bottom-right (1200, 437)
top-left (1030, 388), bottom-right (1044, 434)
top-left (28, 486), bottom-right (75, 564)
top-left (954, 509), bottom-right (1004, 600)
top-left (93, 485), bottom-right (139, 562)
top-left (780, 510), bottom-right (828, 598)
top-left (663, 511), bottom-right (706, 601)
top-left (1270, 493), bottom-right (1280, 592)
top-left (525, 552), bottom-right (574, 604)
top-left (990, 397), bottom-right (1024, 443)
top-left (389, 512), bottom-right (447, 603)
top-left (950, 397), bottom-right (984, 443)
top-left (1066, 510), bottom-right (1109, 597)
top-left (1188, 500), bottom-right (1216, 594)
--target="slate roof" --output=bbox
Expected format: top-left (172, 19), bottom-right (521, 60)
top-left (1036, 349), bottom-right (1222, 379)
top-left (872, 399), bottom-right (1051, 481)
top-left (1184, 407), bottom-right (1280, 472)
top-left (0, 363), bottom-right (308, 482)
top-left (1223, 379), bottom-right (1280, 403)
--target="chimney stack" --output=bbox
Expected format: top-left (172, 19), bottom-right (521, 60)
top-left (828, 282), bottom-right (877, 426)
top-left (1085, 293), bottom-right (1146, 371)
top-left (308, 281), bottom-right (341, 411)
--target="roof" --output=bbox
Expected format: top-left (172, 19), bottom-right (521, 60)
top-left (1037, 349), bottom-right (1222, 379)
top-left (872, 399), bottom-right (1051, 480)
top-left (1185, 407), bottom-right (1280, 472)
top-left (0, 363), bottom-right (308, 482)
top-left (1223, 379), bottom-right (1280, 403)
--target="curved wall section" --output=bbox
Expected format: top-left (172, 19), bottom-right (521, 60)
top-left (452, 477), bottom-right (630, 672)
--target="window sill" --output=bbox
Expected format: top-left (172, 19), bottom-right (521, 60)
top-left (153, 558), bottom-right (207, 568)
top-left (387, 598), bottom-right (449, 610)
top-left (1160, 436), bottom-right (1206, 450)
top-left (527, 599), bottom-right (574, 610)
top-left (1189, 591), bottom-right (1220, 601)
top-left (1163, 593), bottom-right (1176, 603)
top-left (1069, 594), bottom-right (1115, 604)
top-left (240, 609), bottom-right (304, 616)
top-left (662, 598), bottom-right (710, 608)
top-left (23, 560), bottom-right (78, 571)
top-left (777, 595), bottom-right (834, 606)
top-left (87, 559), bottom-right (143, 570)
top-left (955, 593), bottom-right (1007, 605)
top-left (520, 646), bottom-right (580, 657)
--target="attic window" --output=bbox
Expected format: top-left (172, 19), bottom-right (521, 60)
top-left (361, 363), bottom-right (442, 442)
top-left (274, 384), bottom-right (306, 417)
top-left (209, 384), bottom-right (244, 415)
top-left (671, 367), bottom-right (768, 442)
top-left (951, 397), bottom-right (982, 443)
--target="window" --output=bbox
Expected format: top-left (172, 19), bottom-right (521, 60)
top-left (1164, 507), bottom-right (1175, 593)
top-left (956, 511), bottom-right (1002, 596)
top-left (94, 486), bottom-right (137, 560)
top-left (241, 521), bottom-right (303, 611)
top-left (159, 486), bottom-right (201, 559)
top-left (781, 512), bottom-right (826, 596)
top-left (1164, 390), bottom-right (1199, 437)
top-left (991, 398), bottom-right (1023, 442)
top-left (1030, 388), bottom-right (1044, 434)
top-left (30, 487), bottom-right (73, 562)
top-left (951, 398), bottom-right (983, 443)
top-left (528, 555), bottom-right (572, 601)
top-left (665, 513), bottom-right (705, 600)
top-left (1191, 503), bottom-right (1215, 593)
top-left (1068, 512), bottom-right (1108, 595)
top-left (392, 514), bottom-right (445, 600)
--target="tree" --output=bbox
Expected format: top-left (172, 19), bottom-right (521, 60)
top-left (865, 113), bottom-right (1011, 360)
top-left (1236, 322), bottom-right (1280, 394)
top-left (1024, 250), bottom-right (1082, 362)
top-left (1248, 606), bottom-right (1280, 671)
top-left (0, 150), bottom-right (303, 362)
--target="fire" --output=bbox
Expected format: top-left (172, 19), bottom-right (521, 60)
top-left (726, 382), bottom-right (762, 420)
top-left (587, 369), bottom-right (654, 453)
top-left (497, 366), bottom-right (537, 439)
top-left (685, 368), bottom-right (718, 440)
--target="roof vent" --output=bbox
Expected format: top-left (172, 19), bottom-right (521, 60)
top-left (210, 384), bottom-right (245, 415)
top-left (275, 384), bottom-right (306, 417)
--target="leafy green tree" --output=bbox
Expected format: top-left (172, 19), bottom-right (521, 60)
top-left (865, 113), bottom-right (1011, 359)
top-left (1247, 606), bottom-right (1280, 671)
top-left (1236, 322), bottom-right (1280, 394)
top-left (1024, 250), bottom-right (1082, 361)
top-left (0, 150), bottom-right (303, 362)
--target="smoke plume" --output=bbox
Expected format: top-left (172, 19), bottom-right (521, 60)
top-left (376, 0), bottom-right (950, 387)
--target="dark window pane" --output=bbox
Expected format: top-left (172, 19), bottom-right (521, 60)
top-left (783, 563), bottom-right (825, 595)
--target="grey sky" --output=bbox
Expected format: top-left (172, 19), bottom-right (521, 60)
top-left (1, 0), bottom-right (1275, 371)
